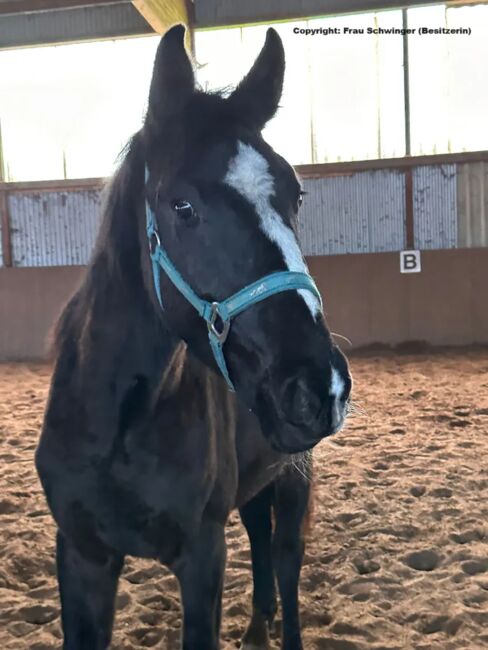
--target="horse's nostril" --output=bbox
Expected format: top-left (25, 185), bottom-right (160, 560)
top-left (283, 376), bottom-right (321, 427)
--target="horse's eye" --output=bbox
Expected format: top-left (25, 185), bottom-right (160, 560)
top-left (297, 192), bottom-right (305, 210)
top-left (171, 199), bottom-right (196, 220)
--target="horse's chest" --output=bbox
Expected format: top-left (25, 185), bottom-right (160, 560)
top-left (38, 425), bottom-right (219, 563)
top-left (61, 459), bottom-right (213, 563)
top-left (234, 406), bottom-right (286, 506)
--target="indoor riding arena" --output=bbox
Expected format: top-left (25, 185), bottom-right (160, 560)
top-left (1, 2), bottom-right (488, 650)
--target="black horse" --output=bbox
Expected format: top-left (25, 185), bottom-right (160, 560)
top-left (36, 25), bottom-right (351, 650)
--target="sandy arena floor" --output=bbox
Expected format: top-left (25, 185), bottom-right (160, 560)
top-left (0, 350), bottom-right (488, 649)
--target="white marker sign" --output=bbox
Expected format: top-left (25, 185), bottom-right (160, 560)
top-left (400, 250), bottom-right (421, 274)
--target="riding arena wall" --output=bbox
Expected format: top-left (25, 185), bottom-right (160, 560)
top-left (1, 152), bottom-right (487, 360)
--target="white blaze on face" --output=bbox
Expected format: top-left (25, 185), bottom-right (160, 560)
top-left (329, 366), bottom-right (346, 431)
top-left (224, 141), bottom-right (321, 319)
top-left (330, 367), bottom-right (345, 400)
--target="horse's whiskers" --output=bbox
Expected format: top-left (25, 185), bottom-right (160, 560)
top-left (331, 331), bottom-right (353, 347)
top-left (347, 400), bottom-right (367, 416)
top-left (283, 452), bottom-right (313, 482)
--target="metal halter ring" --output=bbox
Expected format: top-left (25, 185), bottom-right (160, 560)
top-left (207, 302), bottom-right (230, 343)
top-left (148, 229), bottom-right (161, 256)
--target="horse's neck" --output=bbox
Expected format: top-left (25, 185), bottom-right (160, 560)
top-left (72, 165), bottom-right (226, 429)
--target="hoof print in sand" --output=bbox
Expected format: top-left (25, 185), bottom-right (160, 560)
top-left (461, 559), bottom-right (488, 576)
top-left (353, 558), bottom-right (380, 575)
top-left (410, 485), bottom-right (426, 497)
top-left (404, 550), bottom-right (440, 572)
top-left (18, 604), bottom-right (59, 625)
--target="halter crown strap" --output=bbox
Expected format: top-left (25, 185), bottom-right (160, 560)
top-left (144, 167), bottom-right (323, 391)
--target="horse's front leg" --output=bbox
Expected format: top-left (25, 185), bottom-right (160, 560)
top-left (174, 517), bottom-right (226, 650)
top-left (273, 465), bottom-right (312, 650)
top-left (239, 483), bottom-right (277, 650)
top-left (56, 529), bottom-right (124, 650)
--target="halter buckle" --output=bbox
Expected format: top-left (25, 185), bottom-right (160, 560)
top-left (148, 229), bottom-right (161, 256)
top-left (207, 302), bottom-right (230, 344)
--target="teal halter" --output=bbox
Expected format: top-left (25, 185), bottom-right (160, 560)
top-left (145, 169), bottom-right (323, 391)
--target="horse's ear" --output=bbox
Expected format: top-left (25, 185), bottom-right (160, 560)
top-left (146, 24), bottom-right (195, 127)
top-left (228, 28), bottom-right (285, 131)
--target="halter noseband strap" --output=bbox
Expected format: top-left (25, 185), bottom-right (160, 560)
top-left (145, 168), bottom-right (323, 391)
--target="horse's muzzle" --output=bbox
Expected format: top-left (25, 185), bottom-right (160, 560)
top-left (270, 362), bottom-right (351, 454)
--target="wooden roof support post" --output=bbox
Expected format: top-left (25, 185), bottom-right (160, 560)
top-left (0, 189), bottom-right (12, 267)
top-left (0, 120), bottom-right (5, 183)
top-left (132, 0), bottom-right (194, 53)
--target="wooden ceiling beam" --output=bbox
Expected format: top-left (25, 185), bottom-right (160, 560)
top-left (132, 0), bottom-right (193, 51)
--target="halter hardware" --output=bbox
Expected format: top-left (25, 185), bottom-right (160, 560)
top-left (148, 229), bottom-right (161, 255)
top-left (207, 302), bottom-right (231, 344)
top-left (144, 167), bottom-right (322, 391)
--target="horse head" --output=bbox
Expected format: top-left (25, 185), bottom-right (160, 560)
top-left (140, 25), bottom-right (351, 453)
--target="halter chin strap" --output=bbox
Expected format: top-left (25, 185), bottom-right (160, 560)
top-left (145, 167), bottom-right (323, 391)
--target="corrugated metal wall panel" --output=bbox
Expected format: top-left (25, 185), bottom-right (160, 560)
top-left (299, 169), bottom-right (405, 256)
top-left (6, 160), bottom-right (487, 268)
top-left (9, 190), bottom-right (102, 267)
top-left (0, 218), bottom-right (3, 267)
top-left (457, 162), bottom-right (488, 248)
top-left (413, 164), bottom-right (457, 250)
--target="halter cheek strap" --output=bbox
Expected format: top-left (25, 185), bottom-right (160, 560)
top-left (145, 168), bottom-right (323, 391)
